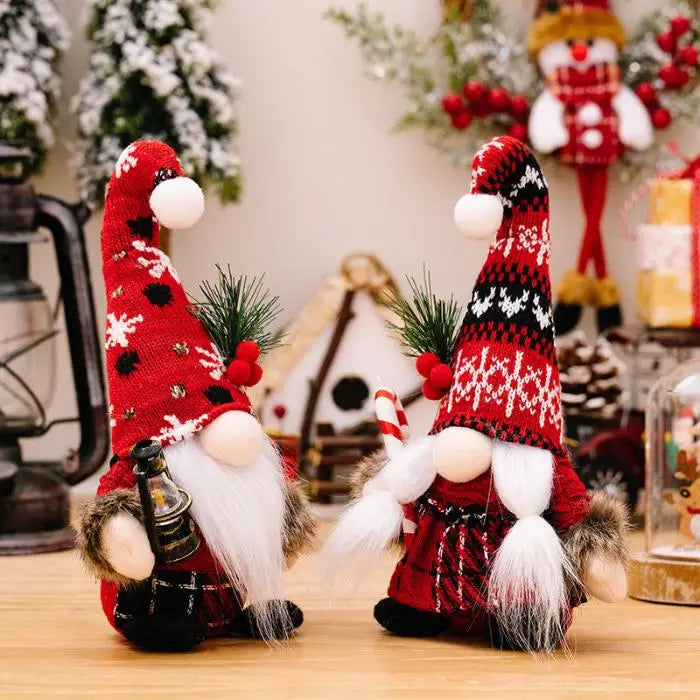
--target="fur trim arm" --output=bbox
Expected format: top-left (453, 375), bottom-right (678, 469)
top-left (282, 481), bottom-right (316, 566)
top-left (561, 491), bottom-right (629, 577)
top-left (76, 490), bottom-right (144, 584)
top-left (349, 450), bottom-right (388, 500)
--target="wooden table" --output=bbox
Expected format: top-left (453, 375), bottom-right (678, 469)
top-left (0, 518), bottom-right (698, 699)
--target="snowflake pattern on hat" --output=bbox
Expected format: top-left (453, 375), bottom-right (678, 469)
top-left (433, 136), bottom-right (565, 455)
top-left (100, 140), bottom-right (253, 466)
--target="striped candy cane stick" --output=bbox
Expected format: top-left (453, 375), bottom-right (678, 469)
top-left (375, 386), bottom-right (418, 548)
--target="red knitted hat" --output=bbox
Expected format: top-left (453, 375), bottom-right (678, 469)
top-left (528, 0), bottom-right (626, 55)
top-left (433, 136), bottom-right (565, 455)
top-left (102, 140), bottom-right (252, 465)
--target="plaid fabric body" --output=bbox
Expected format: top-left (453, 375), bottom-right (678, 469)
top-left (547, 63), bottom-right (622, 167)
top-left (387, 473), bottom-right (514, 630)
top-left (101, 535), bottom-right (243, 638)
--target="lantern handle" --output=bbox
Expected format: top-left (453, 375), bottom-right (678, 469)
top-left (36, 196), bottom-right (109, 485)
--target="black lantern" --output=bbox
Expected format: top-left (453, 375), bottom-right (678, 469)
top-left (131, 439), bottom-right (199, 564)
top-left (0, 143), bottom-right (109, 553)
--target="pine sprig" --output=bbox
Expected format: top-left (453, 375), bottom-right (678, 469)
top-left (387, 271), bottom-right (464, 363)
top-left (193, 266), bottom-right (283, 361)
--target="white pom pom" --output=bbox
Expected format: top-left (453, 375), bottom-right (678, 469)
top-left (198, 410), bottom-right (264, 467)
top-left (101, 512), bottom-right (155, 582)
top-left (149, 176), bottom-right (205, 229)
top-left (581, 128), bottom-right (603, 150)
top-left (454, 193), bottom-right (503, 239)
top-left (433, 427), bottom-right (492, 483)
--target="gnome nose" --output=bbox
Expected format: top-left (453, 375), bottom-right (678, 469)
top-left (570, 42), bottom-right (589, 62)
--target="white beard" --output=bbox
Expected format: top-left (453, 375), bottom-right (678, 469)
top-left (164, 436), bottom-right (289, 639)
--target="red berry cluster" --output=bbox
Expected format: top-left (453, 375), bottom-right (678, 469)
top-left (416, 352), bottom-right (453, 401)
top-left (441, 80), bottom-right (530, 142)
top-left (637, 15), bottom-right (698, 129)
top-left (225, 340), bottom-right (264, 387)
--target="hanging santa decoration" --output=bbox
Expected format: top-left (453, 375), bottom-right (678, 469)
top-left (527, 0), bottom-right (654, 334)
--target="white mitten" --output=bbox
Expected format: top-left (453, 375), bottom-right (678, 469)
top-left (583, 554), bottom-right (628, 603)
top-left (528, 89), bottom-right (569, 154)
top-left (380, 436), bottom-right (437, 504)
top-left (101, 512), bottom-right (155, 582)
top-left (613, 85), bottom-right (654, 151)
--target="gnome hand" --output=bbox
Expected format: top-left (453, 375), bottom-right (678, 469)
top-left (613, 85), bottom-right (653, 151)
top-left (101, 513), bottom-right (155, 582)
top-left (582, 554), bottom-right (628, 603)
top-left (528, 89), bottom-right (569, 154)
top-left (199, 410), bottom-right (265, 467)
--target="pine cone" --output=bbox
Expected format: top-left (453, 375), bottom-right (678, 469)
top-left (557, 332), bottom-right (624, 417)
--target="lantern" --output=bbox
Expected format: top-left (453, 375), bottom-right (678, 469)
top-left (629, 358), bottom-right (700, 605)
top-left (0, 143), bottom-right (108, 553)
top-left (131, 439), bottom-right (199, 564)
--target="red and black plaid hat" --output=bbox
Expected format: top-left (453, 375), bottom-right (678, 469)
top-left (101, 141), bottom-right (252, 468)
top-left (432, 136), bottom-right (565, 456)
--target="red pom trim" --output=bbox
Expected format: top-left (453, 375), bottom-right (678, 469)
top-left (429, 363), bottom-right (453, 390)
top-left (226, 359), bottom-right (252, 385)
top-left (236, 340), bottom-right (260, 364)
top-left (245, 363), bottom-right (264, 387)
top-left (416, 352), bottom-right (440, 378)
top-left (422, 379), bottom-right (445, 401)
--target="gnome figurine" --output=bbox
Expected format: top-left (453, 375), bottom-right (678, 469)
top-left (323, 137), bottom-right (629, 652)
top-left (527, 0), bottom-right (653, 334)
top-left (77, 141), bottom-right (315, 652)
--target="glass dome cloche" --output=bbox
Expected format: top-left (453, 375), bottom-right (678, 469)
top-left (629, 358), bottom-right (700, 605)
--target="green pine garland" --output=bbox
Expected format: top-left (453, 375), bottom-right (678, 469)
top-left (387, 271), bottom-right (464, 364)
top-left (193, 266), bottom-right (283, 362)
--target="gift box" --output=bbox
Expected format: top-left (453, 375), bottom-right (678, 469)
top-left (633, 167), bottom-right (700, 329)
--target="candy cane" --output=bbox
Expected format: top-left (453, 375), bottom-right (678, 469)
top-left (375, 386), bottom-right (418, 547)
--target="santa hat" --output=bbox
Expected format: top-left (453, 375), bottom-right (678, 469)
top-left (435, 135), bottom-right (565, 456)
top-left (102, 140), bottom-right (253, 467)
top-left (527, 0), bottom-right (626, 56)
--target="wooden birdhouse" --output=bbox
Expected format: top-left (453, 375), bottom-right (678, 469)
top-left (252, 253), bottom-right (427, 501)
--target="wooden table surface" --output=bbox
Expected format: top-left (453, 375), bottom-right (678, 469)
top-left (0, 518), bottom-right (698, 699)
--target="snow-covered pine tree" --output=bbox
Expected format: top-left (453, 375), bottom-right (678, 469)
top-left (72, 0), bottom-right (241, 210)
top-left (0, 0), bottom-right (70, 174)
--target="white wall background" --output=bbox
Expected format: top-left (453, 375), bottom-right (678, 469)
top-left (25, 0), bottom-right (698, 468)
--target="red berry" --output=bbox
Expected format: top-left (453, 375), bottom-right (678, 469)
top-left (670, 16), bottom-right (692, 38)
top-left (487, 87), bottom-right (510, 113)
top-left (226, 359), bottom-right (252, 385)
top-left (677, 68), bottom-right (691, 88)
top-left (679, 45), bottom-right (700, 67)
top-left (422, 379), bottom-right (444, 401)
top-left (244, 363), bottom-right (264, 387)
top-left (634, 82), bottom-right (657, 105)
top-left (507, 123), bottom-right (528, 142)
top-left (416, 352), bottom-right (440, 378)
top-left (441, 92), bottom-right (464, 116)
top-left (463, 80), bottom-right (486, 104)
top-left (656, 30), bottom-right (676, 54)
top-left (429, 363), bottom-right (453, 390)
top-left (235, 339), bottom-right (260, 363)
top-left (451, 109), bottom-right (472, 130)
top-left (509, 95), bottom-right (530, 119)
top-left (659, 64), bottom-right (685, 89)
top-left (651, 108), bottom-right (672, 129)
top-left (273, 404), bottom-right (287, 420)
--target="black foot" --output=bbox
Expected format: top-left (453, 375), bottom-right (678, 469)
top-left (373, 597), bottom-right (448, 637)
top-left (230, 600), bottom-right (303, 640)
top-left (553, 301), bottom-right (583, 336)
top-left (486, 615), bottom-right (567, 652)
top-left (120, 614), bottom-right (207, 652)
top-left (597, 303), bottom-right (622, 333)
